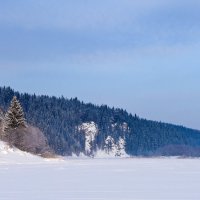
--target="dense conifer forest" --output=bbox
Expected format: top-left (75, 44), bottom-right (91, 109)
top-left (0, 86), bottom-right (200, 156)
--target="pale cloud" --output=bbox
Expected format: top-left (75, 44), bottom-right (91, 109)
top-left (0, 0), bottom-right (200, 129)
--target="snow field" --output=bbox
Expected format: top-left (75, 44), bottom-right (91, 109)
top-left (1, 156), bottom-right (200, 200)
top-left (1, 140), bottom-right (200, 200)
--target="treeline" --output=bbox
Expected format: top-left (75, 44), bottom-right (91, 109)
top-left (0, 86), bottom-right (200, 156)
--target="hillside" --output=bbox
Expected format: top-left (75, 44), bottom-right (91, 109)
top-left (0, 141), bottom-right (44, 164)
top-left (0, 86), bottom-right (200, 157)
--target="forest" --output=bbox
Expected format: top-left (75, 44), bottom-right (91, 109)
top-left (0, 86), bottom-right (200, 156)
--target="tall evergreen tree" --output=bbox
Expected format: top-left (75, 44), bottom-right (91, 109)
top-left (3, 96), bottom-right (26, 132)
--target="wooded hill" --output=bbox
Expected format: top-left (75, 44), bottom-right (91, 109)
top-left (0, 86), bottom-right (200, 156)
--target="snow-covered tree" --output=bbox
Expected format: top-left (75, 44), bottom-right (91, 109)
top-left (3, 96), bottom-right (26, 132)
top-left (116, 137), bottom-right (126, 156)
top-left (78, 122), bottom-right (98, 156)
top-left (104, 136), bottom-right (117, 155)
top-left (104, 136), bottom-right (126, 157)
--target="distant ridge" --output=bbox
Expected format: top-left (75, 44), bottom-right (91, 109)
top-left (0, 86), bottom-right (200, 157)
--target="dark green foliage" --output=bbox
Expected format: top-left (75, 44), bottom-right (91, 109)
top-left (4, 96), bottom-right (26, 131)
top-left (0, 86), bottom-right (200, 156)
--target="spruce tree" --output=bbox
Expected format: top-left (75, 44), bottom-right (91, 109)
top-left (3, 96), bottom-right (26, 132)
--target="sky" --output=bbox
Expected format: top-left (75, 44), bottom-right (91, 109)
top-left (0, 0), bottom-right (200, 129)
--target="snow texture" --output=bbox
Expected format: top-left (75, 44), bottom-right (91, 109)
top-left (116, 137), bottom-right (127, 157)
top-left (0, 147), bottom-right (200, 200)
top-left (104, 135), bottom-right (117, 155)
top-left (0, 141), bottom-right (46, 164)
top-left (103, 136), bottom-right (128, 157)
top-left (78, 122), bottom-right (129, 157)
top-left (78, 122), bottom-right (98, 155)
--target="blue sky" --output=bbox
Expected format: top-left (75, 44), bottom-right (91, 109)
top-left (0, 0), bottom-right (200, 129)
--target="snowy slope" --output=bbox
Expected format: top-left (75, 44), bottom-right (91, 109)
top-left (0, 141), bottom-right (52, 164)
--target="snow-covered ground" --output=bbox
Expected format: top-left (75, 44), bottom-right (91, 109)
top-left (1, 141), bottom-right (200, 200)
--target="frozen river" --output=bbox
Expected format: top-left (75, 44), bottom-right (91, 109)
top-left (0, 156), bottom-right (200, 200)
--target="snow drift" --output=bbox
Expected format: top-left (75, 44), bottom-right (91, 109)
top-left (0, 140), bottom-right (45, 164)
